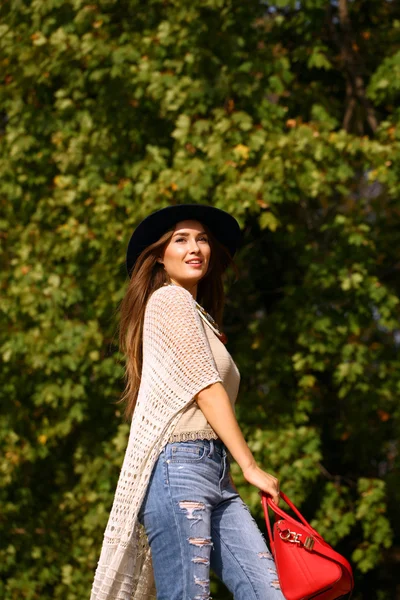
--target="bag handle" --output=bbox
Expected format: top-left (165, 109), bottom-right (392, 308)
top-left (262, 492), bottom-right (276, 553)
top-left (262, 492), bottom-right (321, 533)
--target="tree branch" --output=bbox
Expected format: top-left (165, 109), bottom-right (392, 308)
top-left (328, 0), bottom-right (378, 134)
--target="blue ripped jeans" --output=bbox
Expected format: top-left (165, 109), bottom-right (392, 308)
top-left (138, 438), bottom-right (284, 600)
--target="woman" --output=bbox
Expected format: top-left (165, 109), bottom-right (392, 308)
top-left (90, 204), bottom-right (283, 600)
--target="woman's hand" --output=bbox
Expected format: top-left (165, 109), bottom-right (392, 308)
top-left (242, 463), bottom-right (280, 505)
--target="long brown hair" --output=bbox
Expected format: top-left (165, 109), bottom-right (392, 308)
top-left (117, 221), bottom-right (238, 421)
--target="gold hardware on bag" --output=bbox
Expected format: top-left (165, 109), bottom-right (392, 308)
top-left (277, 523), bottom-right (315, 549)
top-left (278, 528), bottom-right (302, 544)
top-left (304, 536), bottom-right (315, 550)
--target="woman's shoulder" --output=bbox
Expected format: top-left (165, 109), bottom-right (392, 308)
top-left (144, 285), bottom-right (203, 337)
top-left (147, 284), bottom-right (194, 312)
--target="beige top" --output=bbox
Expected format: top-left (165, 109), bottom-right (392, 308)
top-left (168, 316), bottom-right (240, 441)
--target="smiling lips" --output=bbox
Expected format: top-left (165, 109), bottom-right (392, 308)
top-left (186, 259), bottom-right (203, 267)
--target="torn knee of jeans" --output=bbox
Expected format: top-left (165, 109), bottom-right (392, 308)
top-left (193, 596), bottom-right (211, 600)
top-left (188, 537), bottom-right (213, 548)
top-left (270, 579), bottom-right (281, 590)
top-left (192, 556), bottom-right (210, 565)
top-left (179, 501), bottom-right (205, 520)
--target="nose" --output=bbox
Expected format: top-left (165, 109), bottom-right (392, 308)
top-left (188, 239), bottom-right (201, 253)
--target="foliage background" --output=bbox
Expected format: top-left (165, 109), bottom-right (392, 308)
top-left (1, 0), bottom-right (400, 598)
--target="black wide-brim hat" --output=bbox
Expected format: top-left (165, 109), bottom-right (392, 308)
top-left (126, 203), bottom-right (241, 277)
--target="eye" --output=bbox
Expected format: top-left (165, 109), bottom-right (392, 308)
top-left (175, 236), bottom-right (208, 243)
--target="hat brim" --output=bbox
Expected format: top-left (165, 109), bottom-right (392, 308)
top-left (126, 204), bottom-right (241, 277)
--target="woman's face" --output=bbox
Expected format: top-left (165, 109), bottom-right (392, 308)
top-left (160, 220), bottom-right (211, 293)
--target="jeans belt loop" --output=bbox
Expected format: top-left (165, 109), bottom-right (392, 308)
top-left (208, 438), bottom-right (214, 458)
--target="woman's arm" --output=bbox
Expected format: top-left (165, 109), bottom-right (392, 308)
top-left (195, 382), bottom-right (280, 504)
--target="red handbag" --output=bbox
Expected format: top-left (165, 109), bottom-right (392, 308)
top-left (261, 491), bottom-right (354, 600)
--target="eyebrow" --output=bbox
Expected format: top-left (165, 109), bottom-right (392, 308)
top-left (172, 231), bottom-right (208, 237)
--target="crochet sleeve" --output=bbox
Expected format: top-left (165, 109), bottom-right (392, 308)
top-left (143, 285), bottom-right (223, 406)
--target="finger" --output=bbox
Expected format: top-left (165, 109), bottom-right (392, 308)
top-left (268, 488), bottom-right (280, 505)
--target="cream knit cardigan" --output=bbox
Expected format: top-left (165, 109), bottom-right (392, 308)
top-left (90, 284), bottom-right (224, 600)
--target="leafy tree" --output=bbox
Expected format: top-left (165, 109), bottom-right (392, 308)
top-left (1, 1), bottom-right (399, 598)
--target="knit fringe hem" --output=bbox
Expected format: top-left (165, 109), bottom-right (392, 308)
top-left (167, 430), bottom-right (219, 442)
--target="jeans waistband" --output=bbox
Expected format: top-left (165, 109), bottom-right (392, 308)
top-left (166, 438), bottom-right (226, 457)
